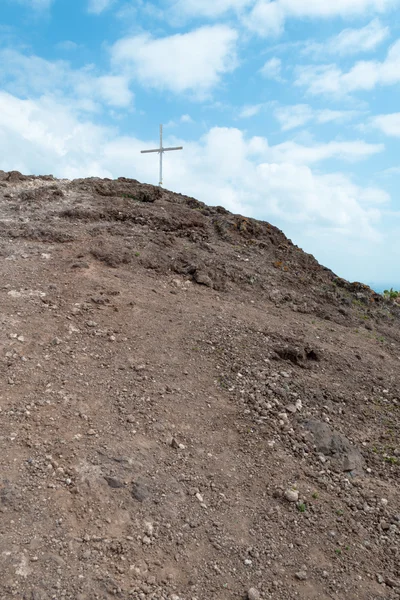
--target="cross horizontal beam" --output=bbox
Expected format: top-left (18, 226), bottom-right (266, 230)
top-left (141, 146), bottom-right (183, 154)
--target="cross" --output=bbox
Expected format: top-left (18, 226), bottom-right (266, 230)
top-left (140, 124), bottom-right (183, 187)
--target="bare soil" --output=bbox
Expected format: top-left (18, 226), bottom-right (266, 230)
top-left (0, 170), bottom-right (399, 600)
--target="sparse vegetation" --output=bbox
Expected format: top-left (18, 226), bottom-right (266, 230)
top-left (383, 288), bottom-right (399, 300)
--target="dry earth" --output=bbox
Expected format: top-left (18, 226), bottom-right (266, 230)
top-left (0, 170), bottom-right (399, 600)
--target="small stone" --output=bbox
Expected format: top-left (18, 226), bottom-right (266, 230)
top-left (381, 498), bottom-right (388, 506)
top-left (104, 477), bottom-right (124, 489)
top-left (385, 576), bottom-right (400, 588)
top-left (142, 535), bottom-right (152, 545)
top-left (377, 574), bottom-right (385, 584)
top-left (144, 522), bottom-right (154, 536)
top-left (284, 489), bottom-right (299, 503)
top-left (295, 571), bottom-right (308, 581)
top-left (248, 588), bottom-right (260, 600)
top-left (131, 481), bottom-right (148, 502)
top-left (86, 320), bottom-right (97, 328)
top-left (87, 429), bottom-right (96, 436)
top-left (244, 559), bottom-right (253, 566)
top-left (127, 416), bottom-right (135, 423)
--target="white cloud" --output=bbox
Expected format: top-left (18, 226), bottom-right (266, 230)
top-left (0, 92), bottom-right (111, 177)
top-left (279, 0), bottom-right (396, 17)
top-left (16, 0), bottom-right (53, 8)
top-left (87, 0), bottom-right (114, 14)
top-left (165, 114), bottom-right (194, 128)
top-left (268, 139), bottom-right (383, 164)
top-left (0, 49), bottom-right (133, 109)
top-left (93, 75), bottom-right (134, 108)
top-left (56, 41), bottom-right (80, 51)
top-left (111, 26), bottom-right (238, 98)
top-left (260, 57), bottom-right (282, 79)
top-left (239, 103), bottom-right (265, 118)
top-left (274, 104), bottom-right (358, 131)
top-left (245, 1), bottom-right (285, 37)
top-left (371, 113), bottom-right (400, 136)
top-left (296, 39), bottom-right (400, 96)
top-left (304, 19), bottom-right (389, 57)
top-left (245, 0), bottom-right (398, 37)
top-left (169, 0), bottom-right (253, 18)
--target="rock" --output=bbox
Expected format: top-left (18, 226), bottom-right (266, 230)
top-left (131, 481), bottom-right (148, 502)
top-left (284, 489), bottom-right (299, 503)
top-left (377, 574), bottom-right (385, 584)
top-left (86, 320), bottom-right (97, 328)
top-left (248, 588), bottom-right (261, 600)
top-left (142, 535), bottom-right (152, 545)
top-left (304, 419), bottom-right (364, 473)
top-left (194, 270), bottom-right (213, 287)
top-left (295, 571), bottom-right (308, 581)
top-left (144, 521), bottom-right (154, 536)
top-left (104, 476), bottom-right (124, 489)
top-left (385, 576), bottom-right (400, 588)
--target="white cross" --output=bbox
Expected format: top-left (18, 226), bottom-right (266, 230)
top-left (140, 124), bottom-right (183, 187)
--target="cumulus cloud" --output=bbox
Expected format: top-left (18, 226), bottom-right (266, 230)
top-left (168, 0), bottom-right (253, 18)
top-left (296, 39), bottom-right (400, 96)
top-left (245, 1), bottom-right (285, 37)
top-left (260, 57), bottom-right (282, 79)
top-left (16, 0), bottom-right (53, 8)
top-left (87, 0), bottom-right (114, 14)
top-left (239, 103), bottom-right (266, 118)
top-left (279, 0), bottom-right (397, 17)
top-left (245, 0), bottom-right (398, 37)
top-left (0, 49), bottom-right (133, 110)
top-left (268, 139), bottom-right (383, 164)
top-left (274, 104), bottom-right (359, 131)
top-left (304, 19), bottom-right (389, 57)
top-left (56, 41), bottom-right (80, 51)
top-left (111, 26), bottom-right (238, 98)
top-left (371, 113), bottom-right (400, 136)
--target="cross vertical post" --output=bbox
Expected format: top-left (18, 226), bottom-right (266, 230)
top-left (141, 124), bottom-right (183, 187)
top-left (159, 124), bottom-right (163, 187)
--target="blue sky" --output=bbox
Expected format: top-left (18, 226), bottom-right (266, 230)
top-left (1, 0), bottom-right (400, 289)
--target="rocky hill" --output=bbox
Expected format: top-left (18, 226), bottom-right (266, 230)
top-left (0, 170), bottom-right (399, 600)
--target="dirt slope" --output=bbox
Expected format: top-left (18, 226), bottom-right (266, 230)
top-left (0, 171), bottom-right (399, 600)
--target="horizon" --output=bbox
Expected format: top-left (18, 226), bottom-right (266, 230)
top-left (1, 0), bottom-right (400, 286)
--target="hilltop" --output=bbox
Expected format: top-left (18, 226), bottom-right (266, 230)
top-left (0, 170), bottom-right (399, 600)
